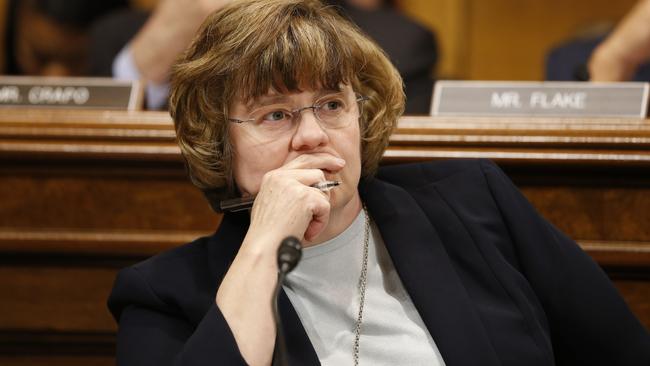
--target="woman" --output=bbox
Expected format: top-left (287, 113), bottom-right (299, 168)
top-left (108, 1), bottom-right (650, 365)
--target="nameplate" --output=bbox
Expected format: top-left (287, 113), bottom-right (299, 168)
top-left (431, 81), bottom-right (649, 118)
top-left (0, 76), bottom-right (142, 110)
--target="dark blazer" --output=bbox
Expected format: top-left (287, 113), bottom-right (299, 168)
top-left (108, 159), bottom-right (650, 365)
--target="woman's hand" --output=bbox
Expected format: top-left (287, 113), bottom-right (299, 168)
top-left (244, 153), bottom-right (346, 250)
top-left (215, 152), bottom-right (344, 366)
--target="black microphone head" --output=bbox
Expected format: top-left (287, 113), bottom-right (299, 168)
top-left (277, 236), bottom-right (302, 274)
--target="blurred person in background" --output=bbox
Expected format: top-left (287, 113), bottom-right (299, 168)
top-left (327, 0), bottom-right (437, 113)
top-left (588, 0), bottom-right (650, 81)
top-left (548, 0), bottom-right (650, 82)
top-left (1, 0), bottom-right (128, 76)
top-left (91, 0), bottom-right (437, 113)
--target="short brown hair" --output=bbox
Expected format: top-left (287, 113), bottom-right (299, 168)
top-left (169, 0), bottom-right (404, 210)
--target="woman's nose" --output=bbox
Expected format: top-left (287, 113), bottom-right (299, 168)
top-left (290, 108), bottom-right (329, 151)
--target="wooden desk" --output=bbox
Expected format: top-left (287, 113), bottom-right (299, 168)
top-left (1, 110), bottom-right (648, 365)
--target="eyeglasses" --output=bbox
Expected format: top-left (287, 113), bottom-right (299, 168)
top-left (228, 93), bottom-right (369, 142)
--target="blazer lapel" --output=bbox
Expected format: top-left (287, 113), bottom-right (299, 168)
top-left (360, 177), bottom-right (501, 366)
top-left (279, 290), bottom-right (321, 365)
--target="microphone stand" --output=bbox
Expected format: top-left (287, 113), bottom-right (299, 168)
top-left (272, 236), bottom-right (302, 366)
top-left (273, 270), bottom-right (289, 366)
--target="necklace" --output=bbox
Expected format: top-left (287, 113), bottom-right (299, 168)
top-left (353, 204), bottom-right (370, 366)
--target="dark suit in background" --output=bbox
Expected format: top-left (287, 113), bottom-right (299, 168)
top-left (334, 2), bottom-right (438, 114)
top-left (88, 9), bottom-right (149, 77)
top-left (545, 34), bottom-right (650, 81)
top-left (108, 159), bottom-right (650, 365)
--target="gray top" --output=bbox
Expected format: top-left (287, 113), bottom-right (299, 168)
top-left (284, 210), bottom-right (446, 365)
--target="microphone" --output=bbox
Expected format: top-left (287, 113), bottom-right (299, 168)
top-left (273, 236), bottom-right (302, 366)
top-left (277, 236), bottom-right (302, 274)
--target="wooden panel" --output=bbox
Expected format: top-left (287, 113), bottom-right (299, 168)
top-left (615, 281), bottom-right (650, 327)
top-left (1, 109), bottom-right (648, 362)
top-left (522, 187), bottom-right (650, 242)
top-left (0, 267), bottom-right (116, 332)
top-left (0, 228), bottom-right (200, 257)
top-left (0, 174), bottom-right (217, 231)
top-left (1, 240), bottom-right (647, 334)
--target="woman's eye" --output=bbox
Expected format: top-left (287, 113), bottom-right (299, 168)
top-left (262, 110), bottom-right (289, 122)
top-left (322, 100), bottom-right (343, 111)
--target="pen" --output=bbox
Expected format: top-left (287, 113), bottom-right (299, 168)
top-left (219, 180), bottom-right (341, 212)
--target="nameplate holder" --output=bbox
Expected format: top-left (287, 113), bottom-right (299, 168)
top-left (431, 81), bottom-right (649, 118)
top-left (0, 76), bottom-right (143, 110)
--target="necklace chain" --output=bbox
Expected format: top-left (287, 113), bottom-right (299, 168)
top-left (353, 204), bottom-right (370, 366)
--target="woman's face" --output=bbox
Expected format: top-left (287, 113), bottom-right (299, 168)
top-left (228, 84), bottom-right (363, 214)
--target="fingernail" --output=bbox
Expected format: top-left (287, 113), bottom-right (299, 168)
top-left (336, 158), bottom-right (346, 165)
